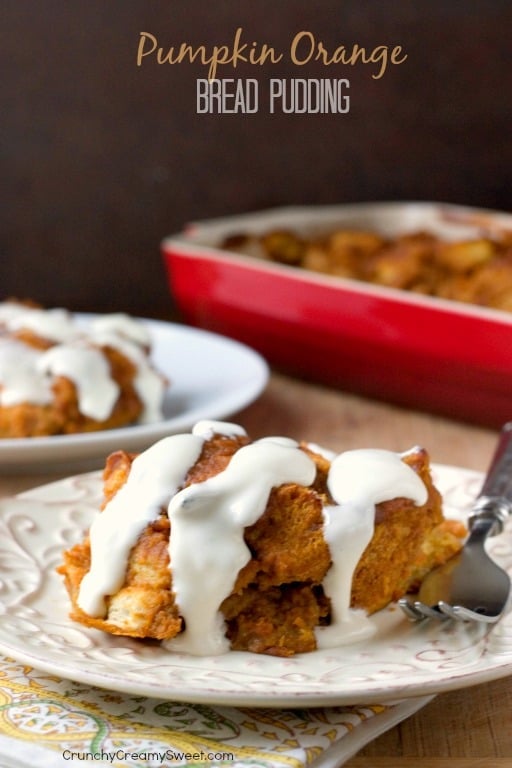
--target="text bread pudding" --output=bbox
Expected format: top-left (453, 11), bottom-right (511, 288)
top-left (59, 420), bottom-right (466, 657)
top-left (0, 300), bottom-right (167, 437)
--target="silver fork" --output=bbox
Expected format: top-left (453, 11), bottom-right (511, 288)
top-left (399, 422), bottom-right (512, 623)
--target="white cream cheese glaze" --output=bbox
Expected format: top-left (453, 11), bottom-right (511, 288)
top-left (77, 420), bottom-right (430, 656)
top-left (316, 448), bottom-right (429, 648)
top-left (37, 343), bottom-right (120, 421)
top-left (0, 340), bottom-right (52, 406)
top-left (77, 433), bottom-right (205, 617)
top-left (86, 328), bottom-right (165, 424)
top-left (192, 419), bottom-right (248, 440)
top-left (165, 436), bottom-right (316, 655)
top-left (0, 303), bottom-right (79, 343)
top-left (89, 313), bottom-right (151, 348)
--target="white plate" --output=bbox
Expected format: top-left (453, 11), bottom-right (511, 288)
top-left (0, 464), bottom-right (511, 707)
top-left (0, 317), bottom-right (269, 473)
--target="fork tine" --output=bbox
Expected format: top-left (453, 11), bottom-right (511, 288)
top-left (438, 601), bottom-right (501, 623)
top-left (400, 598), bottom-right (501, 623)
top-left (398, 597), bottom-right (453, 621)
top-left (398, 598), bottom-right (426, 620)
top-left (437, 601), bottom-right (464, 620)
top-left (413, 601), bottom-right (448, 620)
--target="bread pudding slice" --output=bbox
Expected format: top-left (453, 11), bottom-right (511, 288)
top-left (58, 421), bottom-right (465, 656)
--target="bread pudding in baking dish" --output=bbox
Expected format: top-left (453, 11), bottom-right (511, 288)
top-left (222, 226), bottom-right (512, 311)
top-left (58, 420), bottom-right (465, 656)
top-left (0, 300), bottom-right (166, 437)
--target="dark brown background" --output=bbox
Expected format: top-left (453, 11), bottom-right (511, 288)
top-left (2, 1), bottom-right (511, 319)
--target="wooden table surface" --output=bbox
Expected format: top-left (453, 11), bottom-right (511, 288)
top-left (1, 371), bottom-right (511, 765)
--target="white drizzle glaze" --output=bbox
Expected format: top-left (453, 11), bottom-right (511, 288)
top-left (37, 343), bottom-right (120, 421)
top-left (0, 302), bottom-right (29, 325)
top-left (77, 433), bottom-right (205, 617)
top-left (192, 419), bottom-right (248, 440)
top-left (0, 340), bottom-right (52, 406)
top-left (89, 313), bottom-right (151, 348)
top-left (165, 436), bottom-right (316, 655)
top-left (78, 421), bottom-right (249, 619)
top-left (306, 441), bottom-right (337, 461)
top-left (87, 328), bottom-right (165, 423)
top-left (316, 449), bottom-right (429, 647)
top-left (0, 304), bottom-right (79, 343)
top-left (77, 421), bottom-right (429, 656)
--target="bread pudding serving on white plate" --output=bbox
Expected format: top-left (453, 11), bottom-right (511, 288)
top-left (0, 300), bottom-right (166, 437)
top-left (58, 419), bottom-right (465, 657)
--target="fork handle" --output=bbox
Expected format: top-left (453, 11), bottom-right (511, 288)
top-left (470, 422), bottom-right (512, 535)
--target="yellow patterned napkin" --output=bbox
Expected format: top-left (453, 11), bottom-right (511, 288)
top-left (0, 656), bottom-right (432, 768)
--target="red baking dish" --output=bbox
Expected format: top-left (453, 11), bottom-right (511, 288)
top-left (161, 202), bottom-right (512, 427)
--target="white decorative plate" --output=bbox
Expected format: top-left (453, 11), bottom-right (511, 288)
top-left (0, 464), bottom-right (511, 706)
top-left (0, 318), bottom-right (268, 473)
